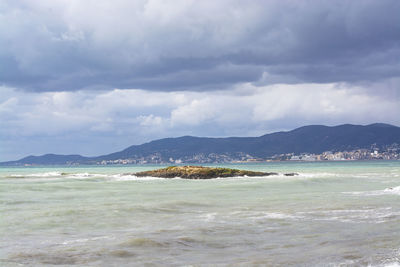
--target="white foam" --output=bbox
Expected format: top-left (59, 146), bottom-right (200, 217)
top-left (345, 186), bottom-right (400, 197)
top-left (259, 212), bottom-right (302, 219)
top-left (297, 172), bottom-right (338, 178)
top-left (8, 171), bottom-right (109, 179)
top-left (231, 211), bottom-right (304, 220)
top-left (8, 172), bottom-right (178, 181)
top-left (61, 238), bottom-right (90, 245)
top-left (69, 172), bottom-right (92, 178)
top-left (200, 212), bottom-right (217, 222)
top-left (5, 171), bottom-right (339, 181)
top-left (109, 174), bottom-right (165, 181)
top-left (300, 207), bottom-right (400, 224)
top-left (31, 171), bottom-right (64, 177)
top-left (299, 172), bottom-right (395, 179)
top-left (384, 186), bottom-right (400, 195)
top-left (60, 235), bottom-right (113, 245)
top-left (9, 171), bottom-right (64, 178)
top-left (381, 263), bottom-right (400, 267)
top-left (66, 172), bottom-right (110, 179)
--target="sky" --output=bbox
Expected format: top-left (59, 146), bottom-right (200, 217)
top-left (1, 0), bottom-right (400, 161)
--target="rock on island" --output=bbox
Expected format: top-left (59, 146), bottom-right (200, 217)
top-left (134, 166), bottom-right (298, 179)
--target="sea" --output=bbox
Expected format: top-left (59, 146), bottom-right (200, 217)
top-left (1, 161), bottom-right (400, 266)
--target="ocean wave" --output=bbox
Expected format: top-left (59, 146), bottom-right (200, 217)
top-left (344, 186), bottom-right (400, 197)
top-left (381, 262), bottom-right (400, 267)
top-left (108, 174), bottom-right (165, 181)
top-left (256, 212), bottom-right (304, 220)
top-left (298, 171), bottom-right (398, 179)
top-left (4, 170), bottom-right (397, 182)
top-left (296, 172), bottom-right (338, 178)
top-left (4, 172), bottom-right (179, 181)
top-left (60, 235), bottom-right (113, 245)
top-left (6, 172), bottom-right (111, 180)
top-left (68, 172), bottom-right (101, 178)
top-left (2, 169), bottom-right (349, 181)
top-left (120, 237), bottom-right (166, 248)
top-left (384, 186), bottom-right (400, 195)
top-left (230, 210), bottom-right (305, 220)
top-left (228, 207), bottom-right (400, 224)
top-left (8, 171), bottom-right (66, 178)
top-left (295, 206), bottom-right (400, 224)
top-left (199, 212), bottom-right (218, 222)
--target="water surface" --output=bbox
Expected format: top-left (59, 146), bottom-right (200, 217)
top-left (1, 161), bottom-right (400, 266)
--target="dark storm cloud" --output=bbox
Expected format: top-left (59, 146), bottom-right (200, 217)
top-left (1, 0), bottom-right (399, 92)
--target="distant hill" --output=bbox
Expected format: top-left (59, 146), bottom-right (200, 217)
top-left (2, 123), bottom-right (400, 165)
top-left (5, 154), bottom-right (90, 165)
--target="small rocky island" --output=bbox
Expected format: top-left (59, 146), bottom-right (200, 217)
top-left (134, 166), bottom-right (298, 179)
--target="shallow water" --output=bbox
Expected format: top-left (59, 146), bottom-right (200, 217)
top-left (1, 161), bottom-right (400, 266)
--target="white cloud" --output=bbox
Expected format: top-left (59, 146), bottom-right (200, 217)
top-left (138, 114), bottom-right (163, 127)
top-left (1, 1), bottom-right (399, 161)
top-left (1, 81), bottom-right (399, 161)
top-left (170, 98), bottom-right (217, 126)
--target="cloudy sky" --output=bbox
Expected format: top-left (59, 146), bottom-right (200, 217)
top-left (1, 0), bottom-right (400, 161)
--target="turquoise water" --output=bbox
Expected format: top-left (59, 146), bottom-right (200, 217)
top-left (1, 161), bottom-right (400, 266)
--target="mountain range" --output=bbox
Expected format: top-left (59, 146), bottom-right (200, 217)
top-left (2, 123), bottom-right (400, 165)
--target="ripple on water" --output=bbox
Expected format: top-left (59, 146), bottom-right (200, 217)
top-left (8, 251), bottom-right (87, 265)
top-left (109, 250), bottom-right (136, 258)
top-left (119, 237), bottom-right (166, 248)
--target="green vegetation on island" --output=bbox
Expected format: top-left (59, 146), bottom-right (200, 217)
top-left (134, 166), bottom-right (298, 179)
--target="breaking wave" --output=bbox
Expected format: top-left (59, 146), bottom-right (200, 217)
top-left (345, 186), bottom-right (400, 197)
top-left (8, 171), bottom-right (66, 178)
